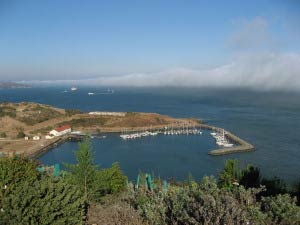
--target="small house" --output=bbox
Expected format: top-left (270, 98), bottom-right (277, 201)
top-left (33, 136), bottom-right (40, 141)
top-left (24, 136), bottom-right (29, 140)
top-left (45, 135), bottom-right (54, 140)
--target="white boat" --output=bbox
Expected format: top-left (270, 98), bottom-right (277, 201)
top-left (88, 92), bottom-right (95, 95)
top-left (71, 87), bottom-right (78, 91)
top-left (120, 134), bottom-right (129, 140)
top-left (223, 143), bottom-right (234, 147)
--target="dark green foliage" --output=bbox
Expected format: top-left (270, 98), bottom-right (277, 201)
top-left (0, 156), bottom-right (85, 224)
top-left (261, 194), bottom-right (300, 225)
top-left (64, 136), bottom-right (97, 201)
top-left (65, 136), bottom-right (127, 202)
top-left (97, 162), bottom-right (127, 196)
top-left (261, 177), bottom-right (287, 196)
top-left (1, 178), bottom-right (85, 225)
top-left (240, 165), bottom-right (261, 188)
top-left (129, 161), bottom-right (300, 225)
top-left (0, 132), bottom-right (7, 138)
top-left (218, 159), bottom-right (242, 189)
top-left (131, 176), bottom-right (266, 225)
top-left (16, 131), bottom-right (25, 138)
top-left (1, 154), bottom-right (300, 225)
top-left (0, 156), bottom-right (39, 186)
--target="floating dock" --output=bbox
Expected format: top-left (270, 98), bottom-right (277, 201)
top-left (197, 124), bottom-right (255, 156)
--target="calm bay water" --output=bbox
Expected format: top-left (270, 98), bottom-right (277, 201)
top-left (1, 86), bottom-right (300, 181)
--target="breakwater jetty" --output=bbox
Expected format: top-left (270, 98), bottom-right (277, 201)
top-left (28, 135), bottom-right (83, 159)
top-left (197, 124), bottom-right (255, 155)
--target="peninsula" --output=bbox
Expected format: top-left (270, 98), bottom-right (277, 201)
top-left (0, 82), bottom-right (31, 89)
top-left (0, 102), bottom-right (254, 157)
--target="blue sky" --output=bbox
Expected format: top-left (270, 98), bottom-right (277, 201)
top-left (0, 0), bottom-right (300, 88)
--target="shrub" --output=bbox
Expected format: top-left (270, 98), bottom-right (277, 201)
top-left (130, 175), bottom-right (267, 225)
top-left (0, 156), bottom-right (85, 224)
top-left (218, 159), bottom-right (242, 189)
top-left (16, 131), bottom-right (25, 138)
top-left (96, 162), bottom-right (127, 196)
top-left (0, 177), bottom-right (85, 225)
top-left (261, 194), bottom-right (300, 224)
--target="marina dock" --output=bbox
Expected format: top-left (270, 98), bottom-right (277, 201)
top-left (197, 124), bottom-right (255, 155)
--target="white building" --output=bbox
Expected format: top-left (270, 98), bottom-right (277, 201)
top-left (45, 135), bottom-right (54, 140)
top-left (49, 125), bottom-right (72, 137)
top-left (33, 136), bottom-right (40, 141)
top-left (88, 111), bottom-right (125, 117)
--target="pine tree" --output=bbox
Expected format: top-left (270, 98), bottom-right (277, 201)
top-left (219, 159), bottom-right (242, 189)
top-left (65, 136), bottom-right (98, 201)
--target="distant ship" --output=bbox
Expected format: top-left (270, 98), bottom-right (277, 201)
top-left (88, 92), bottom-right (95, 96)
top-left (71, 87), bottom-right (78, 91)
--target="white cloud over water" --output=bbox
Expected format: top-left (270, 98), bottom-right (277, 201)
top-left (26, 52), bottom-right (300, 91)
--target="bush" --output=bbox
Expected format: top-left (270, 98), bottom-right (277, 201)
top-left (131, 176), bottom-right (266, 225)
top-left (1, 177), bottom-right (85, 225)
top-left (16, 131), bottom-right (25, 138)
top-left (96, 162), bottom-right (127, 196)
top-left (218, 159), bottom-right (242, 189)
top-left (0, 156), bottom-right (85, 224)
top-left (261, 194), bottom-right (300, 224)
top-left (0, 132), bottom-right (7, 138)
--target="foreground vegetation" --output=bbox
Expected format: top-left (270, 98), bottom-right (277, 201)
top-left (1, 138), bottom-right (300, 224)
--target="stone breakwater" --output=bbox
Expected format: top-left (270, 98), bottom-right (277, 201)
top-left (28, 135), bottom-right (83, 159)
top-left (197, 124), bottom-right (255, 156)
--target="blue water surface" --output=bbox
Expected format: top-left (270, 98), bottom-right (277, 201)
top-left (1, 86), bottom-right (300, 181)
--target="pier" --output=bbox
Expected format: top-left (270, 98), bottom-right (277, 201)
top-left (28, 135), bottom-right (83, 159)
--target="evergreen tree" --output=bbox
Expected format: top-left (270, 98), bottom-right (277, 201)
top-left (219, 159), bottom-right (242, 189)
top-left (240, 165), bottom-right (261, 188)
top-left (65, 136), bottom-right (98, 202)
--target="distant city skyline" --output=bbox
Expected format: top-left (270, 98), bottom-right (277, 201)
top-left (0, 0), bottom-right (300, 90)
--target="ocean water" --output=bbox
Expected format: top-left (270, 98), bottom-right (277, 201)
top-left (1, 86), bottom-right (300, 181)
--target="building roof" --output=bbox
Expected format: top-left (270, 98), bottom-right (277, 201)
top-left (55, 125), bottom-right (71, 132)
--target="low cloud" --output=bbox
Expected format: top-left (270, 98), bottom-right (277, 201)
top-left (26, 52), bottom-right (300, 91)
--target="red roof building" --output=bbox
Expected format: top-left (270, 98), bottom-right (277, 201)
top-left (49, 125), bottom-right (72, 136)
top-left (55, 125), bottom-right (71, 132)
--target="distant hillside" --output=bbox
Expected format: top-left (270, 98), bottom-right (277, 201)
top-left (0, 82), bottom-right (31, 89)
top-left (0, 102), bottom-right (199, 137)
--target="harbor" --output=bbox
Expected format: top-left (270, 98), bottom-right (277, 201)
top-left (118, 124), bottom-right (254, 155)
top-left (0, 122), bottom-right (254, 159)
top-left (0, 101), bottom-right (254, 158)
top-left (35, 124), bottom-right (255, 158)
